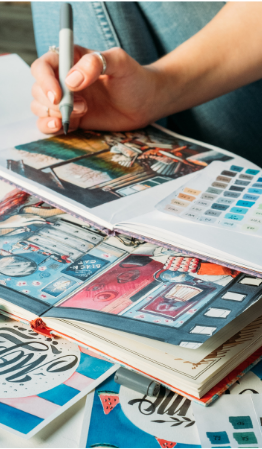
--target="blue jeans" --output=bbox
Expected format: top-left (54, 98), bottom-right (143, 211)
top-left (31, 2), bottom-right (262, 165)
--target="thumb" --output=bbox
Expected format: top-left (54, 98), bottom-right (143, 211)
top-left (65, 47), bottom-right (133, 91)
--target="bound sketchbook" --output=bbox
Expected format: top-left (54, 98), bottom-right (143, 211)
top-left (0, 181), bottom-right (262, 399)
top-left (1, 54), bottom-right (262, 402)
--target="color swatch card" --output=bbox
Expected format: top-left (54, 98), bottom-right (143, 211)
top-left (157, 161), bottom-right (262, 236)
top-left (192, 394), bottom-right (262, 448)
top-left (0, 315), bottom-right (117, 439)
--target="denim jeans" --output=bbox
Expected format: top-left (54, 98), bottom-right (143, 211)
top-left (31, 2), bottom-right (262, 165)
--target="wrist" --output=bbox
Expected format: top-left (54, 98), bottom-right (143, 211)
top-left (144, 57), bottom-right (186, 122)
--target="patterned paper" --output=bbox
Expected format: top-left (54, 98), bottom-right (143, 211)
top-left (0, 316), bottom-right (117, 439)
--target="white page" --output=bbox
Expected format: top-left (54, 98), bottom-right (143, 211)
top-left (251, 395), bottom-right (262, 430)
top-left (0, 54), bottom-right (35, 127)
top-left (192, 394), bottom-right (262, 447)
top-left (120, 209), bottom-right (262, 272)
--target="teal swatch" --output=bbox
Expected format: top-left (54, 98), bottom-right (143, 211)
top-left (233, 432), bottom-right (257, 445)
top-left (229, 416), bottom-right (253, 429)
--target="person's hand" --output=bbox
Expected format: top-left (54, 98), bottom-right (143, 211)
top-left (31, 45), bottom-right (163, 134)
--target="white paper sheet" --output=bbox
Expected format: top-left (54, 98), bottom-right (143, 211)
top-left (192, 394), bottom-right (262, 447)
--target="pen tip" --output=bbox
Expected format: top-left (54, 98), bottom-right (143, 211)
top-left (63, 122), bottom-right (69, 135)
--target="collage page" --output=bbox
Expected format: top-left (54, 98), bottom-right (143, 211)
top-left (0, 181), bottom-right (262, 346)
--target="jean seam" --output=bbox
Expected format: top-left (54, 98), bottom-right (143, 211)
top-left (91, 2), bottom-right (120, 49)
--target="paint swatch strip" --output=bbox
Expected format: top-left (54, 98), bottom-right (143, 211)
top-left (157, 161), bottom-right (262, 236)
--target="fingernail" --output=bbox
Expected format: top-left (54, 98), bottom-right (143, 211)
top-left (65, 71), bottom-right (84, 88)
top-left (47, 91), bottom-right (55, 104)
top-left (47, 119), bottom-right (57, 129)
top-left (73, 100), bottom-right (86, 114)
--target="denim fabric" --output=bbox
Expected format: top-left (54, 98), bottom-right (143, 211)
top-left (31, 2), bottom-right (262, 165)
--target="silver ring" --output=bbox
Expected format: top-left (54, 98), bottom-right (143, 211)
top-left (93, 51), bottom-right (107, 75)
top-left (49, 45), bottom-right (59, 54)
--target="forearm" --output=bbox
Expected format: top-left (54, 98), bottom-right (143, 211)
top-left (150, 2), bottom-right (262, 118)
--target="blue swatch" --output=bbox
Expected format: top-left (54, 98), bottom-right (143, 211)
top-left (248, 188), bottom-right (262, 195)
top-left (225, 213), bottom-right (244, 221)
top-left (257, 177), bottom-right (262, 183)
top-left (253, 183), bottom-right (262, 188)
top-left (230, 165), bottom-right (243, 172)
top-left (230, 207), bottom-right (248, 215)
top-left (236, 200), bottom-right (255, 208)
top-left (38, 384), bottom-right (79, 406)
top-left (211, 203), bottom-right (229, 211)
top-left (243, 194), bottom-right (259, 201)
top-left (0, 403), bottom-right (43, 434)
top-left (246, 169), bottom-right (260, 175)
top-left (223, 191), bottom-right (241, 198)
top-left (206, 432), bottom-right (230, 445)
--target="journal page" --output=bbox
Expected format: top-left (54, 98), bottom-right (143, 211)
top-left (0, 120), bottom-right (240, 230)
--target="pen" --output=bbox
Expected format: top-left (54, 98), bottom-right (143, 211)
top-left (59, 2), bottom-right (74, 135)
top-left (114, 367), bottom-right (160, 397)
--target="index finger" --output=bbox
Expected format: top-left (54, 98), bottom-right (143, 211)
top-left (31, 51), bottom-right (62, 105)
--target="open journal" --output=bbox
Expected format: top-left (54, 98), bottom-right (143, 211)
top-left (0, 181), bottom-right (262, 399)
top-left (0, 123), bottom-right (261, 277)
